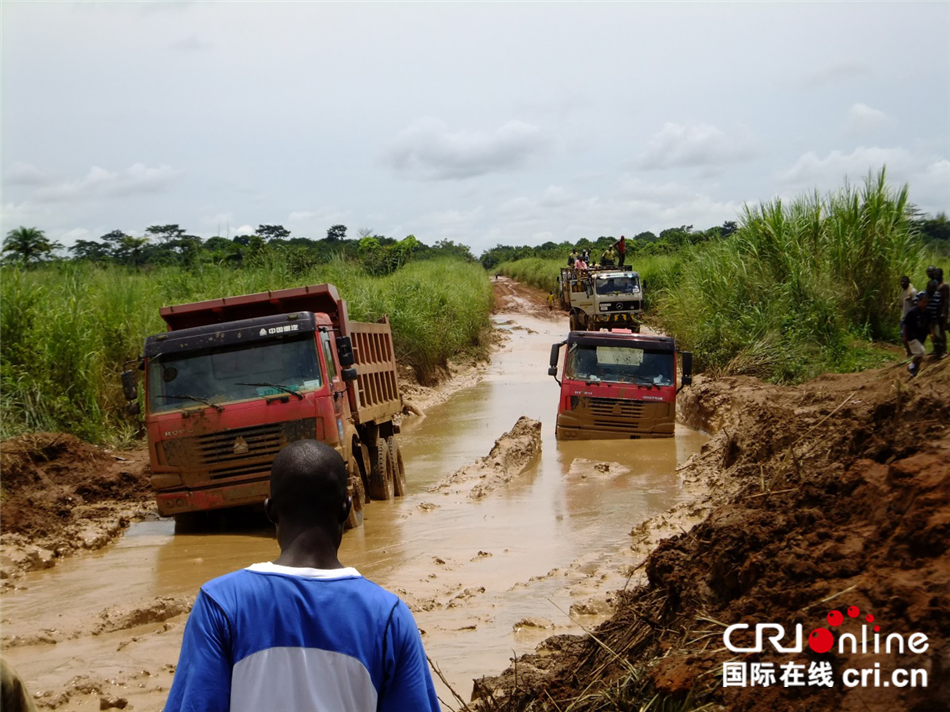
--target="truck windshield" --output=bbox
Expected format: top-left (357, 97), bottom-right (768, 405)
top-left (147, 334), bottom-right (323, 413)
top-left (595, 275), bottom-right (640, 295)
top-left (565, 343), bottom-right (673, 386)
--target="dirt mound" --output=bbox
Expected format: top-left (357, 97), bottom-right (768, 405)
top-left (429, 417), bottom-right (542, 499)
top-left (474, 358), bottom-right (950, 711)
top-left (1, 433), bottom-right (151, 583)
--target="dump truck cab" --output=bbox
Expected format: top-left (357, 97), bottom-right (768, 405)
top-left (548, 331), bottom-right (692, 439)
top-left (124, 283), bottom-right (405, 526)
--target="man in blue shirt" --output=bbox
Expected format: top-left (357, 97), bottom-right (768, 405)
top-left (164, 440), bottom-right (440, 712)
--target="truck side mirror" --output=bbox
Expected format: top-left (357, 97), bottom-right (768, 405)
top-left (341, 367), bottom-right (358, 382)
top-left (336, 336), bottom-right (355, 367)
top-left (121, 370), bottom-right (138, 401)
top-left (680, 351), bottom-right (693, 387)
top-left (548, 343), bottom-right (563, 384)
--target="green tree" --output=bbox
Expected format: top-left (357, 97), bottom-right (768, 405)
top-left (70, 239), bottom-right (111, 262)
top-left (258, 224), bottom-right (291, 241)
top-left (326, 224), bottom-right (348, 241)
top-left (145, 224), bottom-right (186, 243)
top-left (2, 226), bottom-right (61, 265)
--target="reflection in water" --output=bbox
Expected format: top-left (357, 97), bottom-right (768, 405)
top-left (0, 313), bottom-right (707, 708)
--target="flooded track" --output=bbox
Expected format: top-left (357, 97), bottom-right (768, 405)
top-left (1, 283), bottom-right (707, 710)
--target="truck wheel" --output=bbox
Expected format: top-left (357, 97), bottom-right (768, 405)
top-left (569, 312), bottom-right (579, 331)
top-left (387, 435), bottom-right (407, 497)
top-left (368, 438), bottom-right (394, 500)
top-left (345, 458), bottom-right (365, 530)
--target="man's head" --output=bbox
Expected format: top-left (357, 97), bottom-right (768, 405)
top-left (900, 275), bottom-right (910, 290)
top-left (926, 280), bottom-right (937, 297)
top-left (266, 440), bottom-right (350, 531)
top-left (927, 266), bottom-right (937, 280)
top-left (937, 268), bottom-right (945, 283)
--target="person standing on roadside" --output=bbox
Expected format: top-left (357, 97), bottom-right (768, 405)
top-left (934, 268), bottom-right (948, 359)
top-left (903, 291), bottom-right (930, 377)
top-left (898, 275), bottom-right (917, 356)
top-left (925, 278), bottom-right (945, 359)
top-left (164, 440), bottom-right (440, 712)
top-left (615, 235), bottom-right (627, 267)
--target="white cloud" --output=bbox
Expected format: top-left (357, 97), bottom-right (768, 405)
top-left (60, 227), bottom-right (91, 243)
top-left (842, 103), bottom-right (896, 136)
top-left (32, 163), bottom-right (184, 203)
top-left (386, 118), bottom-right (548, 180)
top-left (636, 123), bottom-right (758, 171)
top-left (230, 224), bottom-right (255, 237)
top-left (802, 61), bottom-right (873, 88)
top-left (5, 162), bottom-right (53, 186)
top-left (168, 35), bottom-right (213, 51)
top-left (779, 147), bottom-right (950, 213)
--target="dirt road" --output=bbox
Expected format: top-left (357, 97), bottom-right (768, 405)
top-left (0, 276), bottom-right (708, 710)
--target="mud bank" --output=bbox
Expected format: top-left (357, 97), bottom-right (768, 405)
top-left (474, 359), bottom-right (950, 711)
top-left (0, 433), bottom-right (153, 587)
top-left (429, 416), bottom-right (542, 500)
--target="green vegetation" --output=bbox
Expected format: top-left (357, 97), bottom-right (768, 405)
top-left (0, 258), bottom-right (491, 445)
top-left (498, 170), bottom-right (938, 383)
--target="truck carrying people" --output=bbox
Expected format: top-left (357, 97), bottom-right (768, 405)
top-left (558, 265), bottom-right (645, 332)
top-left (121, 283), bottom-right (406, 528)
top-left (548, 330), bottom-right (692, 439)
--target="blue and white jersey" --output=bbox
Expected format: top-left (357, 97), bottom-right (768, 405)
top-left (164, 563), bottom-right (440, 712)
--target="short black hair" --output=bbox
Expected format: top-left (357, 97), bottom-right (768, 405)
top-left (270, 440), bottom-right (347, 522)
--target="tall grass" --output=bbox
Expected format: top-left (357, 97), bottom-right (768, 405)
top-left (0, 258), bottom-right (492, 444)
top-left (657, 171), bottom-right (927, 381)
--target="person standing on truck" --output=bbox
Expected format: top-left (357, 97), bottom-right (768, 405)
top-left (164, 440), bottom-right (440, 712)
top-left (615, 236), bottom-right (627, 267)
top-left (568, 249), bottom-right (578, 267)
top-left (601, 245), bottom-right (616, 267)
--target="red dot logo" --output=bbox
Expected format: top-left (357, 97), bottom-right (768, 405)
top-left (866, 614), bottom-right (874, 623)
top-left (827, 610), bottom-right (843, 626)
top-left (847, 606), bottom-right (860, 618)
top-left (874, 625), bottom-right (880, 632)
top-left (809, 628), bottom-right (835, 653)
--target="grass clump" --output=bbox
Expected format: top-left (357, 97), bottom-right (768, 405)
top-left (0, 258), bottom-right (491, 444)
top-left (656, 170), bottom-right (926, 381)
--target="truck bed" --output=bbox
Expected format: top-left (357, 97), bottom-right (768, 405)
top-left (348, 318), bottom-right (402, 424)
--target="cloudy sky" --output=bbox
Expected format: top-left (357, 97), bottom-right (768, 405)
top-left (3, 2), bottom-right (949, 256)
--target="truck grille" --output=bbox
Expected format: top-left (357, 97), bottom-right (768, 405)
top-left (586, 396), bottom-right (645, 426)
top-left (162, 418), bottom-right (317, 482)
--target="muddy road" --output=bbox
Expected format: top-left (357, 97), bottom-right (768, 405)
top-left (1, 277), bottom-right (708, 710)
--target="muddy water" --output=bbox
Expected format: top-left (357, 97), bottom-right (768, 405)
top-left (1, 312), bottom-right (706, 710)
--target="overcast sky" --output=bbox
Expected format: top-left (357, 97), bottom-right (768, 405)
top-left (3, 1), bottom-right (949, 256)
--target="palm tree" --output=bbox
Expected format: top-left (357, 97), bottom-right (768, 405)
top-left (2, 226), bottom-right (61, 265)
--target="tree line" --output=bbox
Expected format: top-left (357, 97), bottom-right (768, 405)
top-left (479, 212), bottom-right (949, 269)
top-left (1, 223), bottom-right (476, 276)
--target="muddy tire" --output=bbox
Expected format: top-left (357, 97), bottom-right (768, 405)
top-left (387, 435), bottom-right (407, 497)
top-left (345, 458), bottom-right (365, 529)
top-left (569, 312), bottom-right (580, 331)
top-left (368, 438), bottom-right (394, 500)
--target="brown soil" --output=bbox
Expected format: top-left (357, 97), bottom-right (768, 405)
top-left (0, 433), bottom-right (152, 585)
top-left (474, 357), bottom-right (950, 711)
top-left (492, 276), bottom-right (562, 321)
top-left (429, 416), bottom-right (542, 500)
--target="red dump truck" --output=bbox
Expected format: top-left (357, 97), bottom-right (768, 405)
top-left (121, 284), bottom-right (405, 528)
top-left (548, 330), bottom-right (692, 439)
